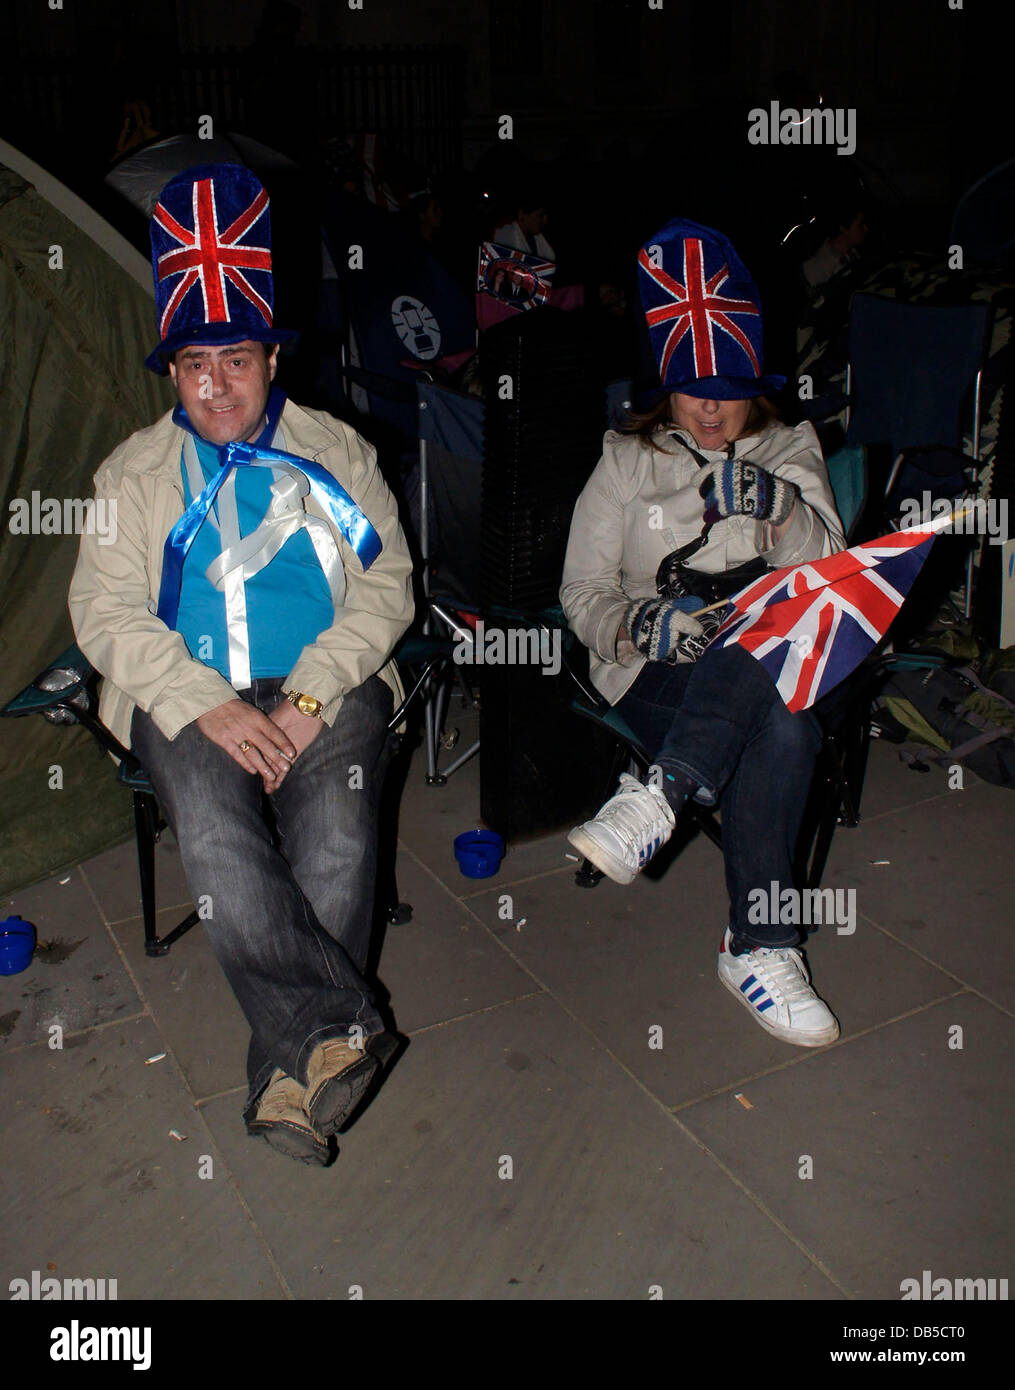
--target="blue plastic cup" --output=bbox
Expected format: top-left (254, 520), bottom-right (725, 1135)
top-left (0, 917), bottom-right (36, 975)
top-left (453, 830), bottom-right (505, 879)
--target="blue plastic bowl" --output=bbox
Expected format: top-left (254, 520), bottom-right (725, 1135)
top-left (0, 917), bottom-right (36, 976)
top-left (453, 829), bottom-right (505, 879)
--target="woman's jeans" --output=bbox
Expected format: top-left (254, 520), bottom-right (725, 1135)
top-left (615, 645), bottom-right (821, 950)
top-left (131, 675), bottom-right (395, 1120)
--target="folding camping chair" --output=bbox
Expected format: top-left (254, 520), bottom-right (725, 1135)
top-left (1, 643), bottom-right (436, 954)
top-left (813, 293), bottom-right (992, 613)
top-left (564, 445), bottom-right (878, 892)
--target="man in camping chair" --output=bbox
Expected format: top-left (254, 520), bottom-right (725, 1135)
top-left (68, 164), bottom-right (414, 1166)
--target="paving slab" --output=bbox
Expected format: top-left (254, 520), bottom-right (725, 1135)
top-left (677, 993), bottom-right (1015, 1299)
top-left (78, 832), bottom-right (191, 926)
top-left (199, 993), bottom-right (841, 1300)
top-left (461, 840), bottom-right (960, 1109)
top-left (853, 734), bottom-right (961, 820)
top-left (819, 776), bottom-right (1015, 1012)
top-left (395, 709), bottom-right (588, 892)
top-left (1, 868), bottom-right (142, 1052)
top-left (374, 849), bottom-right (542, 1033)
top-left (0, 1016), bottom-right (285, 1300)
top-left (108, 907), bottom-right (248, 1102)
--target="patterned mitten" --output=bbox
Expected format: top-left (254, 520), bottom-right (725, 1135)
top-left (625, 599), bottom-right (704, 663)
top-left (699, 460), bottom-right (798, 526)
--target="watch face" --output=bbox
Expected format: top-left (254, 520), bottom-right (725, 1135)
top-left (297, 695), bottom-right (321, 716)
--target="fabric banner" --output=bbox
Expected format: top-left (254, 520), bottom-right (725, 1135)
top-left (416, 380), bottom-right (484, 460)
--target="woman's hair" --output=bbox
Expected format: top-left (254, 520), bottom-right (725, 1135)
top-left (620, 393), bottom-right (779, 449)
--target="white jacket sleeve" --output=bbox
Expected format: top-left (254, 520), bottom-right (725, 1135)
top-left (760, 422), bottom-right (847, 565)
top-left (559, 451), bottom-right (638, 664)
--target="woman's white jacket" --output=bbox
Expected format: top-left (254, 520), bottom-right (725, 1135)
top-left (559, 419), bottom-right (846, 706)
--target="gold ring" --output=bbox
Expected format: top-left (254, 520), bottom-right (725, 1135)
top-left (238, 740), bottom-right (251, 752)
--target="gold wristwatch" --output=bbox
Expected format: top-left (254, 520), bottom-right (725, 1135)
top-left (284, 690), bottom-right (324, 718)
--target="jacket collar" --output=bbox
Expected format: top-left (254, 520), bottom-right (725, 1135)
top-left (117, 396), bottom-right (349, 478)
top-left (663, 422), bottom-right (773, 462)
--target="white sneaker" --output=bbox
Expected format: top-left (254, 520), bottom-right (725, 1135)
top-left (717, 927), bottom-right (840, 1047)
top-left (567, 773), bottom-right (676, 885)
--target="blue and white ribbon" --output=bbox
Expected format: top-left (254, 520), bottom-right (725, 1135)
top-left (157, 431), bottom-right (381, 635)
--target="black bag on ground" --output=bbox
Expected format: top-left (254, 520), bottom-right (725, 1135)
top-left (878, 661), bottom-right (1015, 788)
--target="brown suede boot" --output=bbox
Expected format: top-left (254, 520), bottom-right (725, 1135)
top-left (247, 1069), bottom-right (329, 1165)
top-left (304, 1035), bottom-right (387, 1138)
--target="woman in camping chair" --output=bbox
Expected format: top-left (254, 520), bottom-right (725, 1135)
top-left (561, 217), bottom-right (847, 1048)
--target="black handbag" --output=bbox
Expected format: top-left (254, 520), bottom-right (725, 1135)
top-left (656, 548), bottom-right (770, 605)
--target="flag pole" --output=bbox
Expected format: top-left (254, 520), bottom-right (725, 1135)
top-left (688, 598), bottom-right (732, 618)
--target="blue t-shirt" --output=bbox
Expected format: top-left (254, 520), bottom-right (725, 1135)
top-left (174, 396), bottom-right (335, 681)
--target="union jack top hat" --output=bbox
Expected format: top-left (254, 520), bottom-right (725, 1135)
top-left (637, 217), bottom-right (785, 401)
top-left (145, 163), bottom-right (296, 373)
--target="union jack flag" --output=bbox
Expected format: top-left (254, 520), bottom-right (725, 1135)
top-left (638, 238), bottom-right (760, 383)
top-left (707, 518), bottom-right (955, 711)
top-left (152, 176), bottom-right (272, 341)
top-left (477, 241), bottom-right (556, 308)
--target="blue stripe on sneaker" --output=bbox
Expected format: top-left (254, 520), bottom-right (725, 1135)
top-left (747, 985), bottom-right (768, 1003)
top-left (756, 999), bottom-right (775, 1012)
top-left (739, 974), bottom-right (756, 993)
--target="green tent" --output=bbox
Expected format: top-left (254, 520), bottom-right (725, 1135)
top-left (0, 141), bottom-right (175, 894)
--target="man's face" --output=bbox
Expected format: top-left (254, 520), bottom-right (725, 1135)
top-left (168, 341), bottom-right (277, 445)
top-left (669, 392), bottom-right (751, 451)
top-left (517, 206), bottom-right (548, 236)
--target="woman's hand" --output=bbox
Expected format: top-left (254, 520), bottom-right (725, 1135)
top-left (699, 460), bottom-right (799, 527)
top-left (624, 598), bottom-right (705, 663)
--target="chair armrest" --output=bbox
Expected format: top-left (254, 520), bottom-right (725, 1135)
top-left (1, 643), bottom-right (95, 718)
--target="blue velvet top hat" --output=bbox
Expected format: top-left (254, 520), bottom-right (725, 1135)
top-left (637, 217), bottom-right (785, 401)
top-left (145, 163), bottom-right (297, 374)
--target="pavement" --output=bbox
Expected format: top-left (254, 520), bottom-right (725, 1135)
top-left (1, 703), bottom-right (1013, 1303)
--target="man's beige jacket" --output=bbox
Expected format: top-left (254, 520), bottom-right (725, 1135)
top-left (68, 398), bottom-right (415, 749)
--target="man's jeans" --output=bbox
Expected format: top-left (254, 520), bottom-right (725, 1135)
top-left (131, 675), bottom-right (395, 1120)
top-left (615, 645), bottom-right (821, 950)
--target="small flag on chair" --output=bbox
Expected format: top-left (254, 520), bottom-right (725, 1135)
top-left (708, 514), bottom-right (961, 712)
top-left (476, 241), bottom-right (555, 329)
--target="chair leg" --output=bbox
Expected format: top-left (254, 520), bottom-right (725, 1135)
top-left (574, 857), bottom-right (605, 887)
top-left (423, 668), bottom-right (445, 785)
top-left (135, 789), bottom-right (201, 957)
top-left (797, 711), bottom-right (874, 889)
top-left (134, 792), bottom-right (166, 957)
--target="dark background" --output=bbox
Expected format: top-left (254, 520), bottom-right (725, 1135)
top-left (1, 0), bottom-right (1006, 284)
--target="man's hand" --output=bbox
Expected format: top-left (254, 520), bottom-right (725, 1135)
top-left (266, 697), bottom-right (325, 790)
top-left (196, 699), bottom-right (298, 790)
